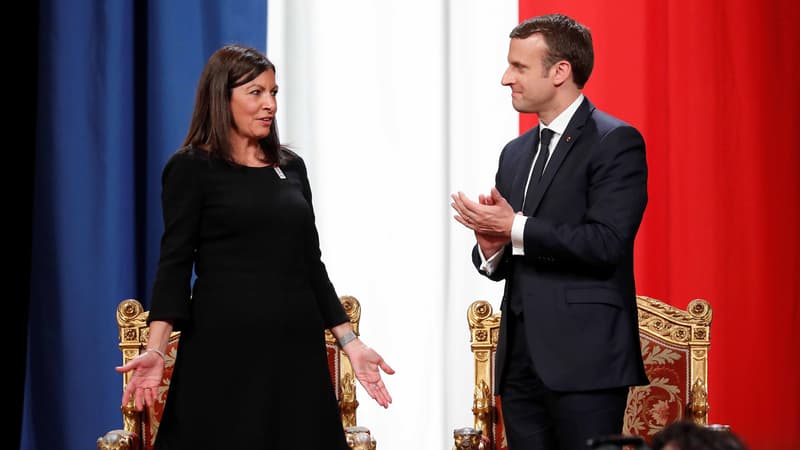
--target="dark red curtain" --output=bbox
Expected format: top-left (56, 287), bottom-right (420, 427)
top-left (518, 1), bottom-right (800, 449)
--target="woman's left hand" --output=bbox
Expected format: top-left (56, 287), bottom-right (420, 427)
top-left (343, 340), bottom-right (395, 408)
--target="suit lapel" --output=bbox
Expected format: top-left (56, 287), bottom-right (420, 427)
top-left (509, 128), bottom-right (540, 211)
top-left (523, 98), bottom-right (595, 216)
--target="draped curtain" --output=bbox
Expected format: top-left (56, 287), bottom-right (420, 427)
top-left (518, 1), bottom-right (799, 449)
top-left (22, 1), bottom-right (266, 449)
top-left (21, 1), bottom-right (799, 449)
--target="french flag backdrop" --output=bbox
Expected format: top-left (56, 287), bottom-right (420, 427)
top-left (20, 1), bottom-right (798, 450)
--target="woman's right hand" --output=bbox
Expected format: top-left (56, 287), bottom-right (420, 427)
top-left (115, 350), bottom-right (165, 411)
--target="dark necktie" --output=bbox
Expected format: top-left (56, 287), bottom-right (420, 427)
top-left (523, 128), bottom-right (554, 208)
top-left (512, 128), bottom-right (555, 315)
top-left (532, 128), bottom-right (554, 184)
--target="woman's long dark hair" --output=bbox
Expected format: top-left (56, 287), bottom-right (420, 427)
top-left (182, 44), bottom-right (290, 166)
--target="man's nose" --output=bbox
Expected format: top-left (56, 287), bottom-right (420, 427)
top-left (501, 69), bottom-right (512, 86)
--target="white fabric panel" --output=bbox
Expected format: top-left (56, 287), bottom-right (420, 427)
top-left (445, 2), bottom-right (519, 445)
top-left (269, 1), bottom-right (517, 448)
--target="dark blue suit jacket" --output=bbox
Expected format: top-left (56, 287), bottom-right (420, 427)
top-left (473, 97), bottom-right (650, 392)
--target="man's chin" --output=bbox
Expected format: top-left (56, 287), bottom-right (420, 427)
top-left (510, 100), bottom-right (531, 114)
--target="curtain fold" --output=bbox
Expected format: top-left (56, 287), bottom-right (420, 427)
top-left (23, 2), bottom-right (266, 449)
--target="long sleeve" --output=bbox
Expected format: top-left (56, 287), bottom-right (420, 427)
top-left (148, 151), bottom-right (206, 328)
top-left (293, 156), bottom-right (349, 328)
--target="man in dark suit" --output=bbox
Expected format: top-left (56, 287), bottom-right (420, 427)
top-left (451, 13), bottom-right (649, 450)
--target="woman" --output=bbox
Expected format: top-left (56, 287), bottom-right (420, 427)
top-left (116, 44), bottom-right (393, 450)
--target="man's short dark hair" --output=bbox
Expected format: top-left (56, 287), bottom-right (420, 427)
top-left (510, 13), bottom-right (594, 89)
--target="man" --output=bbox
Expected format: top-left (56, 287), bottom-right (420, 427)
top-left (451, 13), bottom-right (649, 450)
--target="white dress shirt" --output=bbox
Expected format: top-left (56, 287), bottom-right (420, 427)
top-left (479, 94), bottom-right (585, 274)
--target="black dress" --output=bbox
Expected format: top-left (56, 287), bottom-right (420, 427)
top-left (147, 147), bottom-right (350, 450)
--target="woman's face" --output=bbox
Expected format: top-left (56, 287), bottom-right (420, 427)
top-left (229, 69), bottom-right (277, 141)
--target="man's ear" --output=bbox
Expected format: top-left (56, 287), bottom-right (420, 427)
top-left (552, 60), bottom-right (572, 87)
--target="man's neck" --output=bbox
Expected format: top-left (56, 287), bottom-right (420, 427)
top-left (539, 89), bottom-right (582, 125)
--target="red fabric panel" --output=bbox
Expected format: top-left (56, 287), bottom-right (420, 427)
top-left (516, 2), bottom-right (799, 449)
top-left (494, 396), bottom-right (508, 450)
top-left (623, 339), bottom-right (691, 442)
top-left (326, 343), bottom-right (341, 400)
top-left (143, 338), bottom-right (180, 450)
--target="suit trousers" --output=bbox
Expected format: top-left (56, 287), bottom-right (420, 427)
top-left (499, 310), bottom-right (629, 450)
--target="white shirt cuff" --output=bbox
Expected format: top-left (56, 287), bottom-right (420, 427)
top-left (479, 246), bottom-right (505, 275)
top-left (511, 215), bottom-right (528, 256)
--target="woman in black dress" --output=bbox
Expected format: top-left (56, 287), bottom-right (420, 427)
top-left (116, 44), bottom-right (394, 449)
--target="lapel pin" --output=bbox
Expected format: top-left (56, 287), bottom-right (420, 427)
top-left (565, 136), bottom-right (572, 143)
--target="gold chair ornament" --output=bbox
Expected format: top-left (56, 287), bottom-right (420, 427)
top-left (345, 426), bottom-right (377, 450)
top-left (453, 427), bottom-right (487, 450)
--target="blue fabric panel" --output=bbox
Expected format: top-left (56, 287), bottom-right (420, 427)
top-left (22, 1), bottom-right (266, 449)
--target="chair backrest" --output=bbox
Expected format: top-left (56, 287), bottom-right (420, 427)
top-left (464, 295), bottom-right (712, 450)
top-left (100, 295), bottom-right (365, 450)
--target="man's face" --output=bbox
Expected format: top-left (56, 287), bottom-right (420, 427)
top-left (501, 34), bottom-right (557, 114)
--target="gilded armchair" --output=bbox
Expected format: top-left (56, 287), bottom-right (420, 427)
top-left (454, 295), bottom-right (712, 449)
top-left (98, 295), bottom-right (376, 450)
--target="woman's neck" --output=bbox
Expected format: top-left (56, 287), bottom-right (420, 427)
top-left (230, 136), bottom-right (269, 167)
